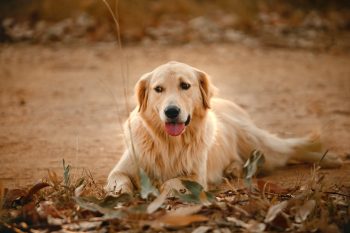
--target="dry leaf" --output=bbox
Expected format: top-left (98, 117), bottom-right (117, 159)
top-left (295, 199), bottom-right (316, 223)
top-left (264, 201), bottom-right (288, 223)
top-left (227, 217), bottom-right (265, 232)
top-left (62, 221), bottom-right (102, 231)
top-left (246, 220), bottom-right (266, 233)
top-left (170, 205), bottom-right (202, 216)
top-left (74, 183), bottom-right (85, 197)
top-left (140, 168), bottom-right (159, 199)
top-left (154, 214), bottom-right (208, 228)
top-left (147, 190), bottom-right (167, 214)
top-left (227, 216), bottom-right (248, 228)
top-left (256, 179), bottom-right (289, 194)
top-left (151, 205), bottom-right (206, 228)
top-left (23, 182), bottom-right (50, 203)
top-left (3, 188), bottom-right (27, 208)
top-left (37, 201), bottom-right (63, 219)
top-left (192, 226), bottom-right (211, 233)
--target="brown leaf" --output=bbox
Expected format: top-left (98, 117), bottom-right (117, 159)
top-left (295, 200), bottom-right (316, 223)
top-left (256, 179), bottom-right (289, 194)
top-left (154, 214), bottom-right (208, 228)
top-left (192, 226), bottom-right (211, 233)
top-left (147, 190), bottom-right (167, 214)
top-left (23, 182), bottom-right (50, 203)
top-left (151, 205), bottom-right (206, 228)
top-left (270, 213), bottom-right (289, 229)
top-left (22, 202), bottom-right (41, 224)
top-left (3, 188), bottom-right (27, 208)
top-left (37, 201), bottom-right (63, 219)
top-left (227, 217), bottom-right (266, 233)
top-left (264, 201), bottom-right (288, 223)
top-left (246, 220), bottom-right (266, 233)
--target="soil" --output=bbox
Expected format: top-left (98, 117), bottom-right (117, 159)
top-left (0, 43), bottom-right (349, 190)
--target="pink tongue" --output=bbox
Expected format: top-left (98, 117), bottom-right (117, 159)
top-left (165, 123), bottom-right (185, 136)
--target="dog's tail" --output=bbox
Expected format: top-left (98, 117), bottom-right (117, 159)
top-left (245, 126), bottom-right (342, 171)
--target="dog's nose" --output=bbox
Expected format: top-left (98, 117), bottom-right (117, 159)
top-left (164, 106), bottom-right (180, 119)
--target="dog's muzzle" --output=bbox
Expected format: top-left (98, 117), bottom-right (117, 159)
top-left (163, 108), bottom-right (191, 137)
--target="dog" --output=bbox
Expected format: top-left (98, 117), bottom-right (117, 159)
top-left (106, 61), bottom-right (342, 194)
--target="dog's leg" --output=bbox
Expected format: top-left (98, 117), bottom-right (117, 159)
top-left (105, 150), bottom-right (136, 194)
top-left (106, 171), bottom-right (133, 194)
top-left (161, 153), bottom-right (208, 195)
top-left (160, 175), bottom-right (204, 196)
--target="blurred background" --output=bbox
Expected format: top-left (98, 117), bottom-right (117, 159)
top-left (1, 1), bottom-right (350, 188)
top-left (1, 0), bottom-right (350, 50)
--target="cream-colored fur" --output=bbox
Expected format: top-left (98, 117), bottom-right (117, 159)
top-left (106, 61), bottom-right (342, 194)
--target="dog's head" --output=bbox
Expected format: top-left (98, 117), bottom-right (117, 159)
top-left (135, 61), bottom-right (215, 137)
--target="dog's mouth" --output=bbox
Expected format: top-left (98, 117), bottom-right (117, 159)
top-left (164, 115), bottom-right (191, 136)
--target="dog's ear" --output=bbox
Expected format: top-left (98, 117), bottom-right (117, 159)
top-left (196, 69), bottom-right (215, 109)
top-left (135, 72), bottom-right (152, 112)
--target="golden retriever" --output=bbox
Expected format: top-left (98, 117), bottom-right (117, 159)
top-left (106, 61), bottom-right (341, 194)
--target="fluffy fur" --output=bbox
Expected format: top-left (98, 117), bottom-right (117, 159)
top-left (106, 61), bottom-right (341, 193)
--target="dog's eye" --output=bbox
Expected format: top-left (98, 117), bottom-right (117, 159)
top-left (154, 86), bottom-right (164, 93)
top-left (180, 82), bottom-right (191, 90)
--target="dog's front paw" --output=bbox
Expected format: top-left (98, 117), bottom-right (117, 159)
top-left (161, 178), bottom-right (188, 195)
top-left (105, 174), bottom-right (133, 195)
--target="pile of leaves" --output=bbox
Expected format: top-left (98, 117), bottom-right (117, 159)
top-left (1, 154), bottom-right (349, 233)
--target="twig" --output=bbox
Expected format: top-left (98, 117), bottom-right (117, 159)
top-left (318, 149), bottom-right (329, 164)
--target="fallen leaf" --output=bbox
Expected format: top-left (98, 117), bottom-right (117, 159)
top-left (74, 183), bottom-right (85, 197)
top-left (47, 215), bottom-right (65, 226)
top-left (264, 201), bottom-right (288, 223)
top-left (74, 196), bottom-right (124, 219)
top-left (3, 188), bottom-right (27, 208)
top-left (154, 214), bottom-right (208, 228)
top-left (270, 212), bottom-right (289, 229)
top-left (243, 150), bottom-right (265, 188)
top-left (192, 225), bottom-right (211, 233)
top-left (227, 216), bottom-right (248, 228)
top-left (227, 217), bottom-right (265, 233)
top-left (170, 205), bottom-right (203, 216)
top-left (295, 199), bottom-right (316, 223)
top-left (62, 221), bottom-right (102, 231)
top-left (147, 190), bottom-right (167, 214)
top-left (140, 168), bottom-right (159, 199)
top-left (99, 193), bottom-right (131, 208)
top-left (37, 201), bottom-right (62, 218)
top-left (23, 182), bottom-right (50, 203)
top-left (256, 179), bottom-right (289, 194)
top-left (175, 180), bottom-right (215, 204)
top-left (181, 180), bottom-right (203, 197)
top-left (246, 220), bottom-right (266, 233)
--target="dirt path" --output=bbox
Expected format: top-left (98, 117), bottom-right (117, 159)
top-left (0, 43), bottom-right (349, 189)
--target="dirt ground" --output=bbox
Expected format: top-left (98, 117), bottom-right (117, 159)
top-left (0, 43), bottom-right (349, 190)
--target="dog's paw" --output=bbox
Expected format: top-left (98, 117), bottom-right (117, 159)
top-left (105, 183), bottom-right (133, 195)
top-left (105, 175), bottom-right (133, 195)
top-left (224, 161), bottom-right (243, 179)
top-left (160, 178), bottom-right (188, 196)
